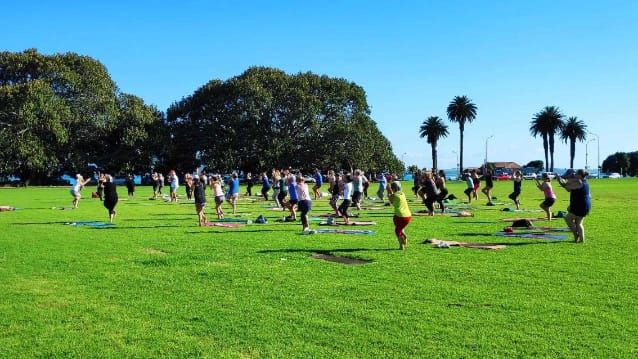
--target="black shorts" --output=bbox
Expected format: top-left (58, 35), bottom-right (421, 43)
top-left (542, 198), bottom-right (556, 207)
top-left (508, 191), bottom-right (521, 200)
top-left (352, 191), bottom-right (362, 203)
top-left (289, 199), bottom-right (298, 205)
top-left (313, 183), bottom-right (322, 189)
top-left (298, 200), bottom-right (312, 216)
top-left (277, 191), bottom-right (287, 202)
top-left (339, 199), bottom-right (352, 216)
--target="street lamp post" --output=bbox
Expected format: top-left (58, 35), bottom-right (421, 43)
top-left (401, 152), bottom-right (407, 173)
top-left (484, 135), bottom-right (494, 173)
top-left (589, 131), bottom-right (600, 178)
top-left (585, 138), bottom-right (595, 170)
top-left (452, 150), bottom-right (459, 179)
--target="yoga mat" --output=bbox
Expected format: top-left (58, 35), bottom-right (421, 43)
top-left (317, 213), bottom-right (360, 218)
top-left (52, 206), bottom-right (73, 210)
top-left (218, 218), bottom-right (252, 224)
top-left (206, 222), bottom-right (243, 228)
top-left (318, 221), bottom-right (376, 226)
top-left (66, 221), bottom-right (114, 228)
top-left (0, 206), bottom-right (16, 212)
top-left (425, 238), bottom-right (506, 250)
top-left (414, 211), bottom-right (473, 217)
top-left (494, 232), bottom-right (567, 240)
top-left (507, 226), bottom-right (571, 232)
top-left (308, 228), bottom-right (376, 235)
top-left (500, 217), bottom-right (551, 222)
top-left (502, 208), bottom-right (544, 213)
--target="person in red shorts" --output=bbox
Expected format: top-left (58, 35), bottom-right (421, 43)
top-left (386, 181), bottom-right (412, 250)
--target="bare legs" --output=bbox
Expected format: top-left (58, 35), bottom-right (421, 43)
top-left (564, 213), bottom-right (585, 243)
top-left (540, 203), bottom-right (553, 221)
top-left (196, 207), bottom-right (207, 226)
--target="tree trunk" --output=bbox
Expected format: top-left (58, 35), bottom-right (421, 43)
top-left (459, 124), bottom-right (464, 173)
top-left (570, 138), bottom-right (576, 169)
top-left (549, 134), bottom-right (555, 172)
top-left (431, 142), bottom-right (437, 172)
top-left (543, 135), bottom-right (549, 172)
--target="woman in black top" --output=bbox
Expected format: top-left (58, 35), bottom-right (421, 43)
top-left (422, 172), bottom-right (438, 216)
top-left (193, 177), bottom-right (207, 226)
top-left (125, 174), bottom-right (135, 200)
top-left (103, 175), bottom-right (118, 223)
top-left (481, 170), bottom-right (494, 205)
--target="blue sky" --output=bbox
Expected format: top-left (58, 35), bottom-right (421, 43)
top-left (3, 1), bottom-right (637, 170)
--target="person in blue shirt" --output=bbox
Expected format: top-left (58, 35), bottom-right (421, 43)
top-left (376, 172), bottom-right (387, 201)
top-left (226, 173), bottom-right (240, 215)
top-left (312, 168), bottom-right (323, 200)
top-left (557, 169), bottom-right (591, 243)
top-left (285, 173), bottom-right (299, 221)
top-left (260, 172), bottom-right (271, 200)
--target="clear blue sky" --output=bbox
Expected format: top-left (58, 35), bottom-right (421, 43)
top-left (3, 1), bottom-right (637, 171)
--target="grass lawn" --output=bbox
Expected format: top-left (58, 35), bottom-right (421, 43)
top-left (1, 179), bottom-right (637, 358)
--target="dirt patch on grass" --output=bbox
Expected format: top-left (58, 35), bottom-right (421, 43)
top-left (142, 248), bottom-right (168, 256)
top-left (312, 252), bottom-right (372, 265)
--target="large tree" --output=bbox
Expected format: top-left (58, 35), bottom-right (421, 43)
top-left (559, 116), bottom-right (587, 169)
top-left (419, 116), bottom-right (449, 171)
top-left (446, 95), bottom-right (477, 173)
top-left (530, 106), bottom-right (564, 172)
top-left (167, 67), bottom-right (402, 174)
top-left (602, 152), bottom-right (629, 174)
top-left (0, 49), bottom-right (119, 183)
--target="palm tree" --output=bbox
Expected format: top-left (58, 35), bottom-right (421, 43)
top-left (446, 96), bottom-right (477, 174)
top-left (419, 116), bottom-right (449, 171)
top-left (560, 116), bottom-right (587, 169)
top-left (530, 106), bottom-right (564, 172)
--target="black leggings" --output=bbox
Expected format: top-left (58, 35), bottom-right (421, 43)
top-left (424, 196), bottom-right (436, 213)
top-left (339, 199), bottom-right (352, 217)
top-left (261, 187), bottom-right (270, 200)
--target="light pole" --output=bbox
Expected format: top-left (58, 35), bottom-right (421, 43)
top-left (452, 150), bottom-right (459, 179)
top-left (401, 152), bottom-right (407, 173)
top-left (484, 135), bottom-right (494, 173)
top-left (585, 138), bottom-right (595, 170)
top-left (589, 131), bottom-right (600, 178)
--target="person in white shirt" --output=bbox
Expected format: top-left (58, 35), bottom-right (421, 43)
top-left (338, 174), bottom-right (354, 224)
top-left (70, 174), bottom-right (91, 209)
top-left (295, 177), bottom-right (313, 231)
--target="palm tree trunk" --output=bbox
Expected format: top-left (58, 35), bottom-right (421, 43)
top-left (570, 138), bottom-right (576, 169)
top-left (549, 134), bottom-right (555, 172)
top-left (543, 135), bottom-right (549, 172)
top-left (431, 141), bottom-right (437, 172)
top-left (459, 125), bottom-right (464, 173)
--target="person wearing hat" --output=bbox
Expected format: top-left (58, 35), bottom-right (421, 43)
top-left (557, 169), bottom-right (591, 243)
top-left (387, 181), bottom-right (412, 250)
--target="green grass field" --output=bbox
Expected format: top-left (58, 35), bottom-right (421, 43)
top-left (1, 179), bottom-right (637, 358)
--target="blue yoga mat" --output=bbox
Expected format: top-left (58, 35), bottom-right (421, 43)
top-left (312, 228), bottom-right (376, 235)
top-left (66, 221), bottom-right (114, 228)
top-left (494, 232), bottom-right (567, 240)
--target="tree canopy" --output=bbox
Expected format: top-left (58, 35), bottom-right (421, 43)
top-left (166, 67), bottom-right (402, 174)
top-left (0, 49), bottom-right (164, 183)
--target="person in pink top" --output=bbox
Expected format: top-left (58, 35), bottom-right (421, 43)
top-left (535, 173), bottom-right (556, 220)
top-left (211, 175), bottom-right (226, 220)
top-left (295, 176), bottom-right (313, 232)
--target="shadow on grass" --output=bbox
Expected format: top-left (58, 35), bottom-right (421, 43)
top-left (257, 247), bottom-right (397, 254)
top-left (185, 228), bottom-right (290, 234)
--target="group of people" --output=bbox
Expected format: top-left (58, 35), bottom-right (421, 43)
top-left (67, 165), bottom-right (592, 246)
